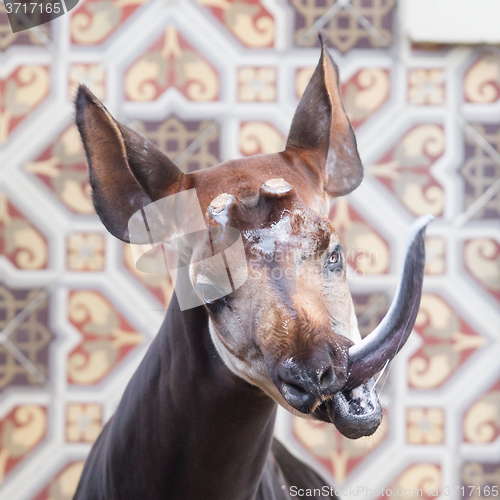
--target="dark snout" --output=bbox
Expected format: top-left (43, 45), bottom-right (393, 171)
top-left (326, 379), bottom-right (383, 439)
top-left (272, 349), bottom-right (383, 439)
top-left (274, 348), bottom-right (348, 414)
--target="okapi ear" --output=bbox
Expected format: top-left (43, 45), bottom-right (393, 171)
top-left (75, 85), bottom-right (183, 242)
top-left (286, 35), bottom-right (363, 197)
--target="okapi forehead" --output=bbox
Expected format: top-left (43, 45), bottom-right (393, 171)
top-left (243, 206), bottom-right (333, 258)
top-left (191, 153), bottom-right (326, 213)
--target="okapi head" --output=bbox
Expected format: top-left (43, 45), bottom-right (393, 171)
top-left (75, 37), bottom-right (431, 439)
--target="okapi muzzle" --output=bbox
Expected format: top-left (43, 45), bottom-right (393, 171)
top-left (75, 34), bottom-right (432, 442)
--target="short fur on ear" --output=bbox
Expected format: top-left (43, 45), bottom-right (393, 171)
top-left (75, 85), bottom-right (183, 242)
top-left (286, 34), bottom-right (363, 197)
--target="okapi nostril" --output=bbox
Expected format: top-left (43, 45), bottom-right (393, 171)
top-left (285, 381), bottom-right (308, 396)
top-left (319, 366), bottom-right (335, 388)
top-left (277, 371), bottom-right (313, 408)
top-left (279, 379), bottom-right (313, 409)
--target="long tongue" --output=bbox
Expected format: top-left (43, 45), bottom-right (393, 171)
top-left (346, 215), bottom-right (433, 389)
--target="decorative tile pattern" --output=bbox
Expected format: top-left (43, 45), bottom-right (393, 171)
top-left (131, 117), bottom-right (220, 172)
top-left (291, 0), bottom-right (396, 52)
top-left (123, 243), bottom-right (174, 309)
top-left (238, 67), bottom-right (276, 101)
top-left (0, 65), bottom-right (50, 143)
top-left (197, 0), bottom-right (275, 48)
top-left (352, 292), bottom-right (390, 339)
top-left (461, 124), bottom-right (500, 220)
top-left (464, 56), bottom-right (500, 104)
top-left (464, 238), bottom-right (500, 303)
top-left (293, 412), bottom-right (387, 483)
top-left (408, 69), bottom-right (446, 105)
top-left (33, 462), bottom-right (84, 500)
top-left (67, 233), bottom-right (105, 272)
top-left (0, 285), bottom-right (53, 390)
top-left (65, 403), bottom-right (103, 443)
top-left (330, 199), bottom-right (390, 275)
top-left (26, 125), bottom-right (95, 215)
top-left (462, 463), bottom-right (500, 498)
top-left (0, 405), bottom-right (47, 484)
top-left (1, 1), bottom-right (499, 498)
top-left (463, 377), bottom-right (500, 444)
top-left (424, 237), bottom-right (446, 275)
top-left (0, 194), bottom-right (48, 270)
top-left (68, 64), bottom-right (106, 101)
top-left (368, 124), bottom-right (446, 217)
top-left (407, 408), bottom-right (445, 444)
top-left (67, 290), bottom-right (144, 385)
top-left (408, 294), bottom-right (486, 390)
top-left (296, 67), bottom-right (391, 129)
top-left (70, 0), bottom-right (146, 46)
top-left (295, 67), bottom-right (314, 99)
top-left (379, 464), bottom-right (442, 499)
top-left (342, 68), bottom-right (391, 128)
top-left (0, 4), bottom-right (51, 50)
top-left (125, 25), bottom-right (219, 102)
top-left (239, 121), bottom-right (285, 156)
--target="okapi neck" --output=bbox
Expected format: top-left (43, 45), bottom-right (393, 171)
top-left (103, 294), bottom-right (277, 500)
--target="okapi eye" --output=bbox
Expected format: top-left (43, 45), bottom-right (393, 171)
top-left (329, 251), bottom-right (339, 264)
top-left (326, 246), bottom-right (343, 273)
top-left (205, 296), bottom-right (229, 315)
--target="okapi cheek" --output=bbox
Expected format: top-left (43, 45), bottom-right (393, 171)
top-left (208, 319), bottom-right (280, 398)
top-left (209, 318), bottom-right (328, 421)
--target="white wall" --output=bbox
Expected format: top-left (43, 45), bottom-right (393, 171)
top-left (405, 0), bottom-right (500, 43)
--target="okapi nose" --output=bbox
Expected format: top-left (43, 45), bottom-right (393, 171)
top-left (276, 355), bottom-right (345, 413)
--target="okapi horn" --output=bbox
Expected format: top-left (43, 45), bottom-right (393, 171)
top-left (208, 193), bottom-right (234, 221)
top-left (260, 178), bottom-right (293, 197)
top-left (207, 193), bottom-right (240, 253)
top-left (346, 214), bottom-right (434, 389)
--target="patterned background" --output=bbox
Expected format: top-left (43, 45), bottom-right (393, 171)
top-left (0, 0), bottom-right (499, 498)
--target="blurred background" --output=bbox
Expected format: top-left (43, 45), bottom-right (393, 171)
top-left (0, 0), bottom-right (499, 498)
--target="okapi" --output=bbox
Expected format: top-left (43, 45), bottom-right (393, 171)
top-left (73, 36), bottom-right (431, 500)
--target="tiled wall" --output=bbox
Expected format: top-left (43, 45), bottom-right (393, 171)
top-left (0, 1), bottom-right (499, 499)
